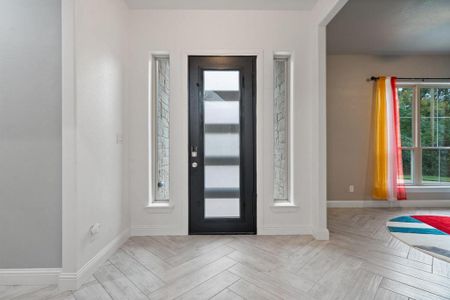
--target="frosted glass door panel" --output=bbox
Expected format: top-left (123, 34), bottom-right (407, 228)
top-left (204, 102), bottom-right (239, 124)
top-left (205, 134), bottom-right (239, 157)
top-left (204, 71), bottom-right (239, 91)
top-left (205, 198), bottom-right (240, 218)
top-left (204, 70), bottom-right (241, 218)
top-left (205, 166), bottom-right (240, 188)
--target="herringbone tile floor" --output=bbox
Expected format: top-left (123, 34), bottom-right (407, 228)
top-left (2, 207), bottom-right (450, 300)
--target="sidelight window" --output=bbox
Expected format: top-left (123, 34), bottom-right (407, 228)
top-left (273, 55), bottom-right (291, 203)
top-left (151, 55), bottom-right (170, 203)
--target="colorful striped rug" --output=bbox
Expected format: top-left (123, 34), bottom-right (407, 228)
top-left (387, 215), bottom-right (450, 262)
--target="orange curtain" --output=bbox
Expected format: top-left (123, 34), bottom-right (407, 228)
top-left (372, 77), bottom-right (407, 200)
top-left (372, 78), bottom-right (388, 199)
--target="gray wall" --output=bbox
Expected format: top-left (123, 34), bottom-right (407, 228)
top-left (0, 0), bottom-right (61, 268)
top-left (327, 54), bottom-right (450, 201)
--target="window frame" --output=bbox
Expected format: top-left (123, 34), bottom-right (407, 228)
top-left (398, 81), bottom-right (450, 187)
top-left (149, 54), bottom-right (171, 206)
top-left (272, 54), bottom-right (293, 205)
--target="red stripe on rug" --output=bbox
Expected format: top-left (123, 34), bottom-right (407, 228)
top-left (412, 215), bottom-right (450, 235)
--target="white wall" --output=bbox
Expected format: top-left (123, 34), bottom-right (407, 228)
top-left (0, 0), bottom-right (61, 268)
top-left (73, 0), bottom-right (129, 269)
top-left (0, 0), bottom-right (341, 285)
top-left (127, 9), bottom-right (326, 235)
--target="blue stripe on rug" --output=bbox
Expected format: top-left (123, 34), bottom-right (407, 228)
top-left (389, 216), bottom-right (423, 223)
top-left (388, 226), bottom-right (447, 235)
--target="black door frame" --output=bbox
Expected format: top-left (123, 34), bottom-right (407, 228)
top-left (188, 56), bottom-right (256, 234)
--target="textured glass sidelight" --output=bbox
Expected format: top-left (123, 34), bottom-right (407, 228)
top-left (273, 57), bottom-right (289, 202)
top-left (203, 71), bottom-right (241, 218)
top-left (154, 57), bottom-right (170, 201)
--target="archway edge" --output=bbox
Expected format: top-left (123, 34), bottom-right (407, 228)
top-left (311, 0), bottom-right (349, 240)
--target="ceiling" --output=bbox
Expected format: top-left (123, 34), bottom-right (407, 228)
top-left (125, 0), bottom-right (318, 10)
top-left (327, 0), bottom-right (450, 54)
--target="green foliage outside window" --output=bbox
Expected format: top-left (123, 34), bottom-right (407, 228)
top-left (398, 88), bottom-right (413, 147)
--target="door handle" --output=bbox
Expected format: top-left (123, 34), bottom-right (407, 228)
top-left (191, 146), bottom-right (198, 158)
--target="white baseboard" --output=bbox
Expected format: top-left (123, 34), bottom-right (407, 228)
top-left (132, 224), bottom-right (320, 237)
top-left (131, 225), bottom-right (185, 236)
top-left (59, 228), bottom-right (130, 290)
top-left (0, 229), bottom-right (130, 289)
top-left (328, 200), bottom-right (450, 208)
top-left (258, 225), bottom-right (312, 235)
top-left (0, 268), bottom-right (61, 285)
top-left (312, 228), bottom-right (330, 240)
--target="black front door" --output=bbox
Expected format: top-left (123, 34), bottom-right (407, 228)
top-left (189, 56), bottom-right (256, 234)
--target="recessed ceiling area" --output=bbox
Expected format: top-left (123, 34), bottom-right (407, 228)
top-left (125, 0), bottom-right (318, 10)
top-left (327, 0), bottom-right (450, 54)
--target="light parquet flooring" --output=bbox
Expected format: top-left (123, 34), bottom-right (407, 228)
top-left (2, 208), bottom-right (450, 300)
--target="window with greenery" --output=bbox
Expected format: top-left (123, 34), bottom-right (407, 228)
top-left (398, 84), bottom-right (450, 185)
